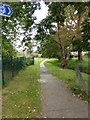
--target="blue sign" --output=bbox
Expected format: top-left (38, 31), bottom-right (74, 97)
top-left (0, 4), bottom-right (12, 17)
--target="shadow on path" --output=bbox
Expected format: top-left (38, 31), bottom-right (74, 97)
top-left (40, 59), bottom-right (88, 118)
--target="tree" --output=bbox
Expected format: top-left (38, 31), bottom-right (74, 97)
top-left (38, 35), bottom-right (60, 58)
top-left (34, 15), bottom-right (59, 58)
top-left (71, 2), bottom-right (89, 60)
top-left (36, 2), bottom-right (68, 68)
top-left (81, 11), bottom-right (90, 51)
top-left (35, 2), bottom-right (89, 67)
top-left (37, 2), bottom-right (77, 68)
top-left (2, 2), bottom-right (36, 57)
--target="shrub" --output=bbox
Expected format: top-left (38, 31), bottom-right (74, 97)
top-left (22, 57), bottom-right (34, 68)
top-left (79, 64), bottom-right (90, 74)
top-left (67, 59), bottom-right (76, 70)
top-left (67, 58), bottom-right (89, 74)
top-left (69, 54), bottom-right (73, 59)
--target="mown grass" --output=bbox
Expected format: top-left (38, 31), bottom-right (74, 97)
top-left (44, 58), bottom-right (90, 101)
top-left (2, 58), bottom-right (45, 118)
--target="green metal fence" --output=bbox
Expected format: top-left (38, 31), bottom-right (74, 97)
top-left (76, 60), bottom-right (89, 95)
top-left (2, 56), bottom-right (34, 85)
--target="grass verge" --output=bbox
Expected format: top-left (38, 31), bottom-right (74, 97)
top-left (2, 58), bottom-right (45, 118)
top-left (44, 58), bottom-right (90, 101)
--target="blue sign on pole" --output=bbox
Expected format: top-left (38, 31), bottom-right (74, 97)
top-left (0, 4), bottom-right (12, 17)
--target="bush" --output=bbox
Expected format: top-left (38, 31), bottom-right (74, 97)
top-left (22, 57), bottom-right (34, 68)
top-left (69, 54), bottom-right (74, 59)
top-left (79, 64), bottom-right (90, 74)
top-left (67, 59), bottom-right (76, 70)
top-left (71, 84), bottom-right (82, 94)
top-left (67, 58), bottom-right (89, 74)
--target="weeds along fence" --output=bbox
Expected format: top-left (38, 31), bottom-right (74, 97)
top-left (75, 60), bottom-right (89, 96)
top-left (2, 56), bottom-right (34, 85)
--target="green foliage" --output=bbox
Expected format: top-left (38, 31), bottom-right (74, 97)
top-left (67, 57), bottom-right (90, 74)
top-left (71, 2), bottom-right (89, 53)
top-left (73, 2), bottom-right (88, 15)
top-left (71, 84), bottom-right (82, 94)
top-left (39, 36), bottom-right (60, 58)
top-left (22, 57), bottom-right (34, 68)
top-left (79, 59), bottom-right (90, 74)
top-left (72, 14), bottom-right (90, 52)
top-left (35, 2), bottom-right (67, 61)
top-left (48, 2), bottom-right (66, 24)
top-left (2, 2), bottom-right (36, 57)
top-left (36, 2), bottom-right (89, 67)
top-left (67, 59), bottom-right (76, 70)
top-left (81, 13), bottom-right (90, 51)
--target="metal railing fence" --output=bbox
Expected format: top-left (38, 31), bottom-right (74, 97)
top-left (76, 60), bottom-right (89, 95)
top-left (2, 56), bottom-right (34, 85)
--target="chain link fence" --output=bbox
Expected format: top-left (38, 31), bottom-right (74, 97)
top-left (2, 56), bottom-right (34, 85)
top-left (76, 60), bottom-right (89, 96)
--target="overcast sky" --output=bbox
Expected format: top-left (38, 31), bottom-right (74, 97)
top-left (31, 0), bottom-right (48, 51)
top-left (34, 0), bottom-right (48, 23)
top-left (17, 0), bottom-right (48, 52)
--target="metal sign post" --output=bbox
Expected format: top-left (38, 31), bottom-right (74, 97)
top-left (0, 2), bottom-right (2, 119)
top-left (0, 3), bottom-right (12, 86)
top-left (0, 2), bottom-right (13, 119)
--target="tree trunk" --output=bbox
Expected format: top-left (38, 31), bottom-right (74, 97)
top-left (78, 50), bottom-right (82, 61)
top-left (77, 14), bottom-right (83, 61)
top-left (57, 22), bottom-right (67, 69)
top-left (60, 47), bottom-right (67, 68)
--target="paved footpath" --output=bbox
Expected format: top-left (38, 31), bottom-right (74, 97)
top-left (40, 59), bottom-right (88, 118)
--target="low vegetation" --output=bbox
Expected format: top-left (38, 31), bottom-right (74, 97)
top-left (2, 58), bottom-right (44, 118)
top-left (67, 57), bottom-right (90, 74)
top-left (45, 58), bottom-right (90, 101)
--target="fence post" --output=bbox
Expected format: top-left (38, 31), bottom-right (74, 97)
top-left (11, 56), bottom-right (14, 77)
top-left (76, 60), bottom-right (80, 84)
top-left (2, 62), bottom-right (4, 85)
top-left (32, 56), bottom-right (34, 65)
top-left (76, 60), bottom-right (83, 84)
top-left (76, 60), bottom-right (88, 95)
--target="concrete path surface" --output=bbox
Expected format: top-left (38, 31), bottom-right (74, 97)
top-left (40, 59), bottom-right (88, 118)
